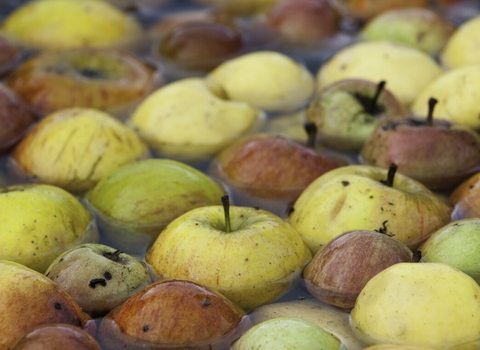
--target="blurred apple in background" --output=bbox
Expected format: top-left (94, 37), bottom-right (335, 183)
top-left (0, 260), bottom-right (95, 349)
top-left (45, 243), bottom-right (152, 318)
top-left (288, 164), bottom-right (452, 253)
top-left (128, 77), bottom-right (264, 163)
top-left (0, 184), bottom-right (98, 272)
top-left (316, 41), bottom-right (443, 106)
top-left (208, 51), bottom-right (315, 113)
top-left (0, 83), bottom-right (37, 156)
top-left (146, 196), bottom-right (312, 311)
top-left (192, 0), bottom-right (280, 16)
top-left (450, 171), bottom-right (480, 220)
top-left (0, 34), bottom-right (21, 76)
top-left (303, 230), bottom-right (413, 310)
top-left (411, 64), bottom-right (480, 130)
top-left (306, 79), bottom-right (406, 151)
top-left (6, 48), bottom-right (163, 118)
top-left (9, 108), bottom-right (150, 194)
top-left (97, 279), bottom-right (251, 349)
top-left (360, 97), bottom-right (480, 190)
top-left (420, 218), bottom-right (480, 283)
top-left (360, 7), bottom-right (455, 55)
top-left (1, 0), bottom-right (144, 50)
top-left (84, 158), bottom-right (226, 254)
top-left (231, 317), bottom-right (341, 350)
top-left (350, 262), bottom-right (480, 348)
top-left (363, 345), bottom-right (435, 350)
top-left (10, 324), bottom-right (101, 350)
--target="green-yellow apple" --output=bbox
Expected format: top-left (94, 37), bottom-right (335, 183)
top-left (316, 41), bottom-right (443, 106)
top-left (146, 196), bottom-right (312, 311)
top-left (411, 64), bottom-right (480, 130)
top-left (363, 345), bottom-right (436, 350)
top-left (84, 158), bottom-right (227, 254)
top-left (441, 14), bottom-right (480, 68)
top-left (128, 77), bottom-right (265, 162)
top-left (231, 317), bottom-right (341, 350)
top-left (0, 184), bottom-right (99, 272)
top-left (97, 279), bottom-right (251, 349)
top-left (208, 51), bottom-right (315, 112)
top-left (45, 243), bottom-right (152, 317)
top-left (1, 0), bottom-right (144, 50)
top-left (9, 108), bottom-right (150, 194)
top-left (450, 171), bottom-right (480, 220)
top-left (191, 0), bottom-right (280, 16)
top-left (288, 164), bottom-right (452, 253)
top-left (350, 262), bottom-right (480, 348)
top-left (0, 260), bottom-right (95, 349)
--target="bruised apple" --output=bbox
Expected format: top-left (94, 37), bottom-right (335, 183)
top-left (450, 172), bottom-right (480, 220)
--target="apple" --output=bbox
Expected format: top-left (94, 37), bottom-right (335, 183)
top-left (316, 41), bottom-right (443, 106)
top-left (410, 64), bottom-right (480, 130)
top-left (1, 0), bottom-right (144, 50)
top-left (360, 97), bottom-right (480, 190)
top-left (306, 79), bottom-right (406, 151)
top-left (146, 195), bottom-right (312, 311)
top-left (9, 107), bottom-right (150, 194)
top-left (363, 345), bottom-right (435, 350)
top-left (231, 317), bottom-right (341, 350)
top-left (6, 48), bottom-right (164, 118)
top-left (45, 243), bottom-right (153, 318)
top-left (303, 230), bottom-right (413, 310)
top-left (96, 279), bottom-right (251, 349)
top-left (208, 50), bottom-right (315, 112)
top-left (0, 34), bottom-right (21, 76)
top-left (10, 324), bottom-right (101, 350)
top-left (0, 260), bottom-right (96, 350)
top-left (127, 77), bottom-right (265, 162)
top-left (450, 171), bottom-right (480, 220)
top-left (350, 262), bottom-right (480, 348)
top-left (0, 183), bottom-right (99, 273)
top-left (191, 0), bottom-right (280, 16)
top-left (287, 164), bottom-right (452, 254)
top-left (441, 13), bottom-right (480, 68)
top-left (83, 158), bottom-right (227, 254)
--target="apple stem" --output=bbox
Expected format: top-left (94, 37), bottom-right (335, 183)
top-left (221, 194), bottom-right (232, 233)
top-left (381, 163), bottom-right (397, 187)
top-left (304, 122), bottom-right (317, 149)
top-left (427, 97), bottom-right (438, 126)
top-left (368, 80), bottom-right (386, 114)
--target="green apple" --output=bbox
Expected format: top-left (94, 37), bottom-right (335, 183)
top-left (288, 164), bottom-right (452, 254)
top-left (9, 107), bottom-right (150, 194)
top-left (45, 243), bottom-right (152, 317)
top-left (316, 41), bottom-right (443, 106)
top-left (0, 184), bottom-right (99, 273)
top-left (97, 279), bottom-right (251, 349)
top-left (146, 196), bottom-right (312, 311)
top-left (231, 317), bottom-right (341, 350)
top-left (208, 51), bottom-right (315, 112)
top-left (0, 260), bottom-right (95, 350)
top-left (84, 158), bottom-right (226, 254)
top-left (2, 0), bottom-right (144, 50)
top-left (350, 262), bottom-right (480, 348)
top-left (441, 14), bottom-right (480, 68)
top-left (128, 77), bottom-right (265, 162)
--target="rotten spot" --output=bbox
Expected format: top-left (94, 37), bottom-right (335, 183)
top-left (89, 278), bottom-right (107, 289)
top-left (202, 299), bottom-right (211, 307)
top-left (104, 271), bottom-right (112, 280)
top-left (143, 325), bottom-right (149, 332)
top-left (54, 302), bottom-right (62, 310)
top-left (341, 180), bottom-right (350, 187)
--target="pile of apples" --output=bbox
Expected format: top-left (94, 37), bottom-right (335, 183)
top-left (2, 0), bottom-right (480, 349)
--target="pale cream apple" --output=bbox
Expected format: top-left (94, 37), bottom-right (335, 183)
top-left (441, 14), bottom-right (480, 68)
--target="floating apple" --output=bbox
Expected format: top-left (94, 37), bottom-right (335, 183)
top-left (316, 41), bottom-right (443, 106)
top-left (45, 243), bottom-right (152, 317)
top-left (288, 164), bottom-right (452, 253)
top-left (306, 79), bottom-right (406, 151)
top-left (360, 97), bottom-right (480, 190)
top-left (146, 195), bottom-right (312, 311)
top-left (0, 260), bottom-right (95, 349)
top-left (350, 262), bottom-right (480, 348)
top-left (84, 158), bottom-right (226, 254)
top-left (192, 0), bottom-right (279, 16)
top-left (450, 171), bottom-right (480, 220)
top-left (231, 317), bottom-right (341, 350)
top-left (97, 279), bottom-right (251, 349)
top-left (0, 184), bottom-right (99, 272)
top-left (303, 230), bottom-right (413, 310)
top-left (6, 48), bottom-right (163, 118)
top-left (363, 345), bottom-right (435, 350)
top-left (2, 0), bottom-right (144, 50)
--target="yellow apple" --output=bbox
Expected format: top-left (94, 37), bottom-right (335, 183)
top-left (192, 0), bottom-right (280, 16)
top-left (441, 14), bottom-right (480, 68)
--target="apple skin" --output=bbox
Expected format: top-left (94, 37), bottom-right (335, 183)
top-left (303, 230), bottom-right (413, 310)
top-left (45, 243), bottom-right (153, 318)
top-left (360, 116), bottom-right (480, 190)
top-left (0, 260), bottom-right (96, 350)
top-left (10, 324), bottom-right (101, 350)
top-left (96, 279), bottom-right (251, 350)
top-left (441, 14), bottom-right (480, 68)
top-left (0, 34), bottom-right (21, 76)
top-left (450, 171), bottom-right (480, 220)
top-left (146, 204), bottom-right (312, 311)
top-left (288, 165), bottom-right (452, 253)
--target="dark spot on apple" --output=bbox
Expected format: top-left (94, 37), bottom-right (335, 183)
top-left (104, 271), bottom-right (112, 280)
top-left (374, 220), bottom-right (394, 237)
top-left (202, 299), bottom-right (211, 307)
top-left (369, 196), bottom-right (374, 199)
top-left (76, 67), bottom-right (108, 80)
top-left (143, 325), bottom-right (149, 332)
top-left (89, 278), bottom-right (107, 288)
top-left (59, 258), bottom-right (64, 262)
top-left (54, 302), bottom-right (62, 310)
top-left (388, 202), bottom-right (393, 205)
top-left (245, 258), bottom-right (249, 262)
top-left (341, 180), bottom-right (350, 187)
top-left (103, 249), bottom-right (124, 263)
